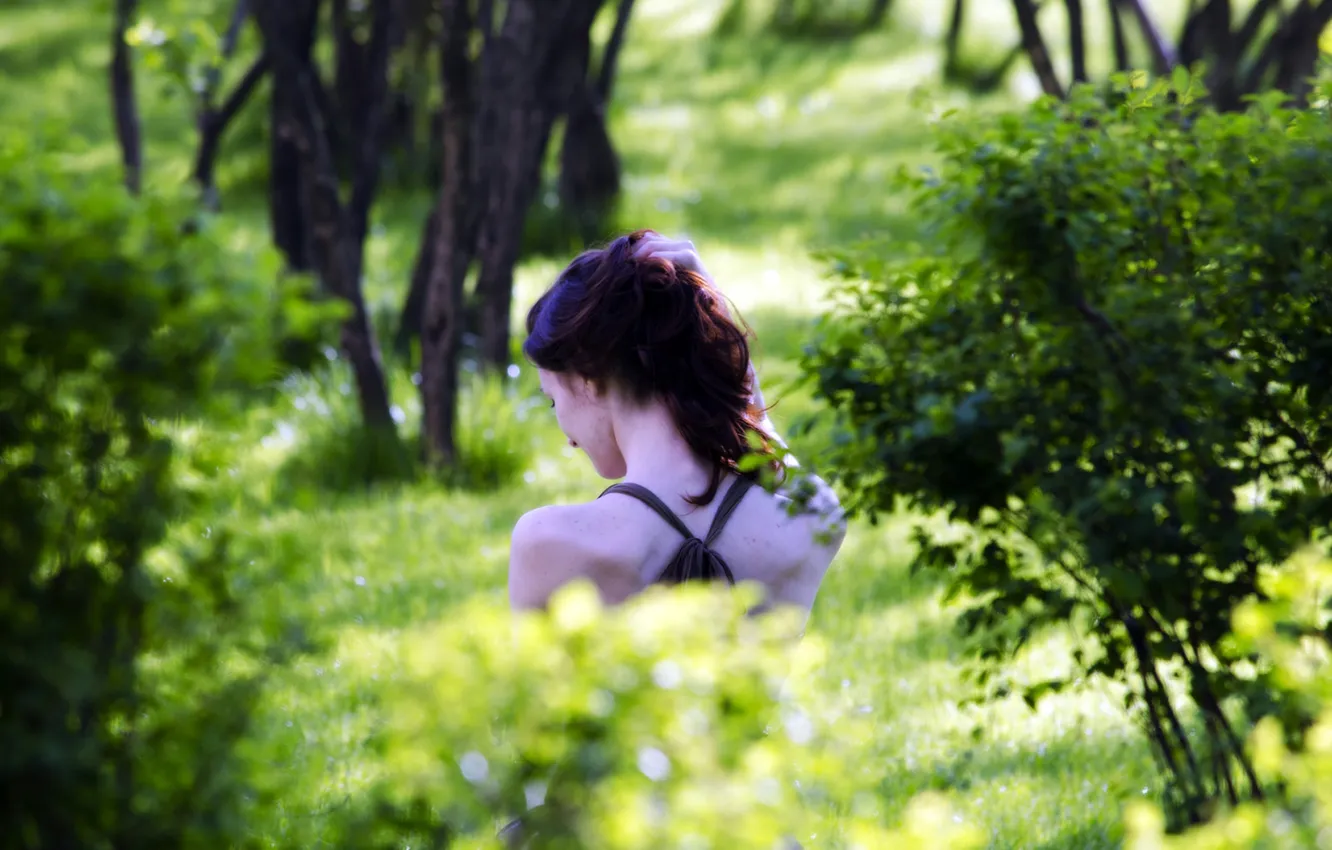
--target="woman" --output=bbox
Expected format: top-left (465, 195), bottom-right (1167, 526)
top-left (508, 230), bottom-right (846, 620)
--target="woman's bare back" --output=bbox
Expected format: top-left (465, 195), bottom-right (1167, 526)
top-left (509, 471), bottom-right (844, 615)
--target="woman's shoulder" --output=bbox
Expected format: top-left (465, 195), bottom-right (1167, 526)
top-left (511, 497), bottom-right (642, 549)
top-left (507, 499), bottom-right (648, 610)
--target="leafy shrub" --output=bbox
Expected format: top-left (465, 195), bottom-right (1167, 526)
top-left (0, 128), bottom-right (316, 848)
top-left (800, 75), bottom-right (1332, 828)
top-left (1124, 549), bottom-right (1332, 848)
top-left (350, 582), bottom-right (986, 849)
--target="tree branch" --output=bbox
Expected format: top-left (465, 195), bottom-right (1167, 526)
top-left (1234, 0), bottom-right (1279, 61)
top-left (595, 0), bottom-right (637, 103)
top-left (1011, 0), bottom-right (1065, 98)
top-left (193, 51), bottom-right (270, 205)
top-left (200, 0), bottom-right (251, 113)
top-left (1116, 0), bottom-right (1177, 74)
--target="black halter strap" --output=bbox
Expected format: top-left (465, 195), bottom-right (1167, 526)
top-left (599, 476), bottom-right (756, 585)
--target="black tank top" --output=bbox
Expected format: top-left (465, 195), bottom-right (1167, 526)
top-left (598, 475), bottom-right (755, 585)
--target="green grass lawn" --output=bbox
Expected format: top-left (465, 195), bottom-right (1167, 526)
top-left (1, 0), bottom-right (1168, 845)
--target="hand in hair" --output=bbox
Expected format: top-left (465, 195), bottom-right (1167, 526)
top-left (631, 232), bottom-right (776, 434)
top-left (629, 232), bottom-right (843, 532)
top-left (631, 232), bottom-right (711, 281)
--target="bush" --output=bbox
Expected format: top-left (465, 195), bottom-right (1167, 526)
top-left (799, 75), bottom-right (1332, 828)
top-left (1125, 549), bottom-right (1331, 848)
top-left (0, 128), bottom-right (319, 848)
top-left (347, 582), bottom-right (986, 849)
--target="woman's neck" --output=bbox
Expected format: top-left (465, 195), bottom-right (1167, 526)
top-left (611, 396), bottom-right (715, 501)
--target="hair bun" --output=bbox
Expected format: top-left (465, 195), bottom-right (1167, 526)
top-left (522, 229), bottom-right (778, 505)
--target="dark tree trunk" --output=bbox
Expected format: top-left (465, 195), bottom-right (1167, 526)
top-left (254, 0), bottom-right (398, 433)
top-left (561, 0), bottom-right (635, 247)
top-left (1011, 0), bottom-right (1065, 98)
top-left (1271, 0), bottom-right (1332, 105)
top-left (1065, 0), bottom-right (1087, 83)
top-left (269, 104), bottom-right (310, 271)
top-left (596, 0), bottom-right (636, 103)
top-left (1108, 0), bottom-right (1131, 72)
top-left (558, 89), bottom-right (621, 247)
top-left (332, 0), bottom-right (368, 169)
top-left (472, 0), bottom-right (607, 369)
top-left (264, 1), bottom-right (320, 273)
top-left (111, 0), bottom-right (143, 195)
top-left (420, 0), bottom-right (478, 463)
top-left (943, 0), bottom-right (966, 77)
top-left (1177, 0), bottom-right (1208, 67)
top-left (1199, 0), bottom-right (1239, 111)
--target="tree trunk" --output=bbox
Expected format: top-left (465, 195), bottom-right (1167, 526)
top-left (111, 0), bottom-right (143, 195)
top-left (332, 0), bottom-right (368, 171)
top-left (255, 0), bottom-right (398, 432)
top-left (1065, 0), bottom-right (1087, 83)
top-left (420, 0), bottom-right (477, 463)
top-left (596, 0), bottom-right (637, 103)
top-left (943, 0), bottom-right (966, 77)
top-left (264, 1), bottom-right (320, 273)
top-left (473, 0), bottom-right (607, 369)
top-left (560, 0), bottom-right (634, 247)
top-left (1108, 0), bottom-right (1130, 72)
top-left (269, 99), bottom-right (310, 272)
top-left (558, 88), bottom-right (621, 247)
top-left (1271, 0), bottom-right (1332, 106)
top-left (1011, 0), bottom-right (1065, 98)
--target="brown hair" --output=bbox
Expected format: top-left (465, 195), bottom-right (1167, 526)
top-left (523, 230), bottom-right (777, 505)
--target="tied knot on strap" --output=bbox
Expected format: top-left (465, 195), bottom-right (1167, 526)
top-left (659, 537), bottom-right (737, 586)
top-left (598, 477), bottom-right (755, 587)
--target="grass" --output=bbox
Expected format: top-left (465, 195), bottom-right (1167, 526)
top-left (0, 0), bottom-right (1175, 845)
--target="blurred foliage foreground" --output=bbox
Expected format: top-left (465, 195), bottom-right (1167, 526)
top-left (3, 73), bottom-right (1332, 848)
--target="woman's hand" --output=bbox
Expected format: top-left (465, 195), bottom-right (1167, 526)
top-left (632, 232), bottom-right (712, 282)
top-left (633, 233), bottom-right (768, 413)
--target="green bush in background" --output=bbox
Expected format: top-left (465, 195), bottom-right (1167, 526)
top-left (800, 73), bottom-right (1332, 829)
top-left (0, 127), bottom-right (329, 848)
top-left (1125, 549), bottom-right (1331, 848)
